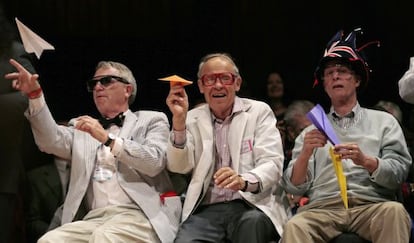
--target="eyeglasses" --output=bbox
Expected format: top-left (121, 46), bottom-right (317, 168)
top-left (86, 75), bottom-right (130, 92)
top-left (323, 66), bottom-right (354, 79)
top-left (200, 72), bottom-right (237, 86)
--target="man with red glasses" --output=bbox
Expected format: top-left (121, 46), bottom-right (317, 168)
top-left (5, 59), bottom-right (181, 242)
top-left (281, 29), bottom-right (412, 243)
top-left (166, 53), bottom-right (288, 242)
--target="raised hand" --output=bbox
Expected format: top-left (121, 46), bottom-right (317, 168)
top-left (166, 83), bottom-right (189, 131)
top-left (4, 58), bottom-right (41, 96)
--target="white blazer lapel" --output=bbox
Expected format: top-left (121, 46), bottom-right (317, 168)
top-left (195, 112), bottom-right (215, 179)
top-left (73, 129), bottom-right (100, 180)
top-left (228, 112), bottom-right (248, 170)
top-left (187, 110), bottom-right (215, 207)
top-left (118, 110), bottom-right (136, 139)
top-left (62, 130), bottom-right (99, 224)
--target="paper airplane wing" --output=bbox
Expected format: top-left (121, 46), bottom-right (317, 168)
top-left (15, 18), bottom-right (55, 59)
top-left (159, 75), bottom-right (193, 86)
top-left (306, 104), bottom-right (340, 145)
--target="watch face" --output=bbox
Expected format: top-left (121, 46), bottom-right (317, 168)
top-left (105, 133), bottom-right (115, 146)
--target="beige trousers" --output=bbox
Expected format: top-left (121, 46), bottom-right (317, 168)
top-left (38, 204), bottom-right (160, 243)
top-left (281, 198), bottom-right (411, 243)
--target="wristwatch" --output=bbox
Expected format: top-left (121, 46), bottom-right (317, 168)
top-left (104, 133), bottom-right (115, 146)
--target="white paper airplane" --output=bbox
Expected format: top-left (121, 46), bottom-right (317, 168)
top-left (15, 18), bottom-right (55, 59)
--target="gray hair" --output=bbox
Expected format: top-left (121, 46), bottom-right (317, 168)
top-left (95, 61), bottom-right (137, 105)
top-left (197, 53), bottom-right (240, 78)
top-left (375, 100), bottom-right (403, 123)
top-left (284, 100), bottom-right (315, 129)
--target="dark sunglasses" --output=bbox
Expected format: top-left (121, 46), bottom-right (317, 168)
top-left (86, 75), bottom-right (130, 92)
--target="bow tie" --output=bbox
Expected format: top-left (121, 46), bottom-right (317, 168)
top-left (99, 113), bottom-right (125, 129)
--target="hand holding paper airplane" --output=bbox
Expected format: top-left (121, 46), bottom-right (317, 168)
top-left (15, 18), bottom-right (54, 59)
top-left (306, 104), bottom-right (340, 145)
top-left (306, 104), bottom-right (348, 208)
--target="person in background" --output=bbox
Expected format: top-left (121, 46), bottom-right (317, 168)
top-left (283, 100), bottom-right (315, 168)
top-left (24, 120), bottom-right (71, 243)
top-left (399, 57), bottom-right (414, 104)
top-left (281, 29), bottom-right (412, 243)
top-left (24, 156), bottom-right (63, 243)
top-left (373, 100), bottom-right (414, 162)
top-left (398, 57), bottom-right (414, 175)
top-left (374, 100), bottom-right (403, 123)
top-left (281, 100), bottom-right (315, 215)
top-left (5, 58), bottom-right (181, 243)
top-left (0, 4), bottom-right (50, 242)
top-left (166, 52), bottom-right (288, 242)
top-left (373, 100), bottom-right (414, 240)
top-left (266, 71), bottom-right (288, 121)
top-left (266, 71), bottom-right (292, 168)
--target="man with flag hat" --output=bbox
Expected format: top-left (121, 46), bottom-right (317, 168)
top-left (281, 28), bottom-right (412, 243)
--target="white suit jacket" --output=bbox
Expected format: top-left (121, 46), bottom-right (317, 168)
top-left (27, 104), bottom-right (181, 243)
top-left (167, 97), bottom-right (289, 235)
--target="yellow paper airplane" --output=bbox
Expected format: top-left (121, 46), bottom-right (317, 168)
top-left (15, 18), bottom-right (55, 59)
top-left (329, 147), bottom-right (348, 209)
top-left (159, 75), bottom-right (193, 86)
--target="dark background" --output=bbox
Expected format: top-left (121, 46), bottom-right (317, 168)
top-left (2, 0), bottom-right (414, 124)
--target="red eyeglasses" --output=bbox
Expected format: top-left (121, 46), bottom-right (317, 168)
top-left (200, 72), bottom-right (237, 86)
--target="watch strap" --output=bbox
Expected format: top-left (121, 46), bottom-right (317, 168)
top-left (104, 134), bottom-right (114, 146)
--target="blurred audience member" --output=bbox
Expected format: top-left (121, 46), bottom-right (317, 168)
top-left (398, 57), bottom-right (414, 104)
top-left (0, 4), bottom-right (45, 243)
top-left (283, 100), bottom-right (315, 167)
top-left (374, 100), bottom-right (403, 123)
top-left (24, 158), bottom-right (64, 243)
top-left (24, 121), bottom-right (72, 243)
top-left (373, 100), bottom-right (414, 163)
top-left (266, 71), bottom-right (292, 165)
top-left (266, 71), bottom-right (288, 120)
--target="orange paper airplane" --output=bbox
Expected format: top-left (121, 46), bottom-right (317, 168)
top-left (158, 75), bottom-right (193, 86)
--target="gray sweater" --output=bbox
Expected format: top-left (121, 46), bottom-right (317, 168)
top-left (282, 106), bottom-right (412, 206)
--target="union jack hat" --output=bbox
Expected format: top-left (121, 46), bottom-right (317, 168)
top-left (314, 28), bottom-right (380, 88)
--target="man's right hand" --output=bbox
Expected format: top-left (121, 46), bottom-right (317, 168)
top-left (4, 58), bottom-right (41, 96)
top-left (166, 83), bottom-right (188, 131)
top-left (302, 129), bottom-right (327, 157)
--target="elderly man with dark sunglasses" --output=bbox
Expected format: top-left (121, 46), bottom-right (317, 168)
top-left (5, 59), bottom-right (181, 243)
top-left (166, 52), bottom-right (288, 243)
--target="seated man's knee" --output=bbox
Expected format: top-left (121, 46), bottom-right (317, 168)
top-left (237, 209), bottom-right (278, 241)
top-left (382, 201), bottom-right (411, 227)
top-left (239, 209), bottom-right (270, 226)
top-left (384, 201), bottom-right (408, 214)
